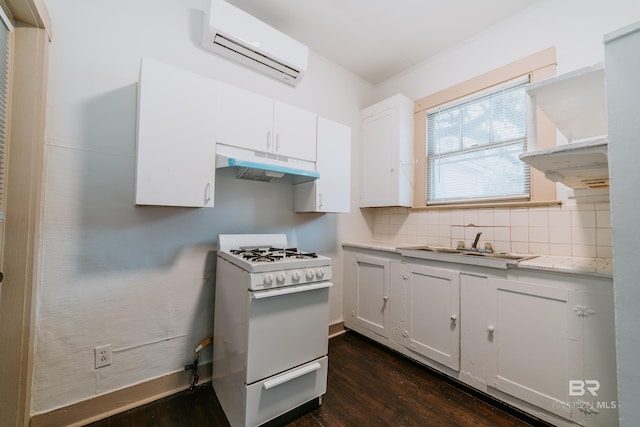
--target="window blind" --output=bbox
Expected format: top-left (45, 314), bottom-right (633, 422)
top-left (426, 78), bottom-right (530, 204)
top-left (0, 8), bottom-right (12, 222)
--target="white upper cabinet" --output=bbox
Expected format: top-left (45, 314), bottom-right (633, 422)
top-left (217, 83), bottom-right (317, 162)
top-left (216, 82), bottom-right (273, 154)
top-left (359, 94), bottom-right (414, 207)
top-left (135, 58), bottom-right (217, 207)
top-left (273, 101), bottom-right (318, 161)
top-left (294, 117), bottom-right (351, 213)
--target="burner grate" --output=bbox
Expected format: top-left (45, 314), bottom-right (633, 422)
top-left (229, 247), bottom-right (318, 263)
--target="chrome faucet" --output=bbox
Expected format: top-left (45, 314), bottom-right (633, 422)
top-left (471, 232), bottom-right (482, 250)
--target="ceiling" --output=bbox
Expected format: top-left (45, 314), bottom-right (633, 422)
top-left (225, 0), bottom-right (540, 84)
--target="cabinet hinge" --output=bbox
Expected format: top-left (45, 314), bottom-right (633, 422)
top-left (574, 305), bottom-right (596, 317)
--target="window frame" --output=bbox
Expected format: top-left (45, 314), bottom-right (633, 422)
top-left (413, 48), bottom-right (558, 209)
top-left (0, 4), bottom-right (13, 223)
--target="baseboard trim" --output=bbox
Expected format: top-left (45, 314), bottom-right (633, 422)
top-left (30, 324), bottom-right (344, 426)
top-left (30, 363), bottom-right (212, 427)
top-left (329, 321), bottom-right (345, 338)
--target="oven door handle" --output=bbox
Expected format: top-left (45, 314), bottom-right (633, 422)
top-left (252, 282), bottom-right (333, 299)
top-left (263, 362), bottom-right (322, 390)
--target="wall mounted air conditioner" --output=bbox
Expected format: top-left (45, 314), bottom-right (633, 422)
top-left (202, 0), bottom-right (309, 86)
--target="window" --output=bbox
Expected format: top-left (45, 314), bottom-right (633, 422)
top-left (426, 79), bottom-right (529, 204)
top-left (0, 7), bottom-right (12, 223)
top-left (412, 48), bottom-right (557, 208)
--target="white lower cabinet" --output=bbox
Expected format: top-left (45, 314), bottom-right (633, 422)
top-left (343, 245), bottom-right (618, 427)
top-left (577, 288), bottom-right (619, 427)
top-left (343, 251), bottom-right (392, 339)
top-left (394, 262), bottom-right (460, 371)
top-left (487, 278), bottom-right (578, 421)
top-left (461, 272), bottom-right (618, 427)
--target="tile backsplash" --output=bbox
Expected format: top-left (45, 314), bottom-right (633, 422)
top-left (372, 203), bottom-right (612, 258)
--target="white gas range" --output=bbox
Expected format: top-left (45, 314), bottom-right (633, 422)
top-left (213, 234), bottom-right (332, 427)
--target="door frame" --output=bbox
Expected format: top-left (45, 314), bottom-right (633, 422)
top-left (0, 1), bottom-right (50, 425)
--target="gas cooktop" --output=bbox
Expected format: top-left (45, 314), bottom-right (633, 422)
top-left (217, 234), bottom-right (331, 273)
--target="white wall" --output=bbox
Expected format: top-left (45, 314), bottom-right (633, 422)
top-left (35, 0), bottom-right (373, 414)
top-left (36, 0), bottom-right (640, 418)
top-left (372, 0), bottom-right (640, 103)
top-left (371, 1), bottom-right (640, 425)
top-left (605, 21), bottom-right (640, 427)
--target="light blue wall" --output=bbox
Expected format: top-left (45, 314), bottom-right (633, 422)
top-left (35, 0), bottom-right (372, 414)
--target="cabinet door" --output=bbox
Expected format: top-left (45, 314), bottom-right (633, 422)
top-left (216, 82), bottom-right (273, 153)
top-left (359, 94), bottom-right (413, 208)
top-left (360, 109), bottom-right (397, 207)
top-left (578, 289), bottom-right (618, 426)
top-left (459, 273), bottom-right (491, 389)
top-left (135, 58), bottom-right (216, 207)
top-left (487, 278), bottom-right (579, 421)
top-left (347, 254), bottom-right (391, 339)
top-left (293, 117), bottom-right (351, 213)
top-left (397, 263), bottom-right (460, 370)
top-left (273, 101), bottom-right (317, 161)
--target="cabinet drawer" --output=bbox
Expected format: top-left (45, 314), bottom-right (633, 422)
top-left (245, 357), bottom-right (328, 427)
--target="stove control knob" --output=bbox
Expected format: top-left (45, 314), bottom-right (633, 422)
top-left (306, 270), bottom-right (315, 280)
top-left (276, 272), bottom-right (286, 283)
top-left (316, 268), bottom-right (325, 279)
top-left (292, 271), bottom-right (301, 281)
top-left (263, 274), bottom-right (274, 286)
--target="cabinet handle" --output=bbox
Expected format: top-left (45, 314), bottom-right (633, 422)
top-left (450, 315), bottom-right (457, 325)
top-left (383, 295), bottom-right (389, 301)
top-left (204, 182), bottom-right (211, 205)
top-left (276, 133), bottom-right (280, 151)
top-left (267, 131), bottom-right (272, 150)
top-left (487, 325), bottom-right (495, 334)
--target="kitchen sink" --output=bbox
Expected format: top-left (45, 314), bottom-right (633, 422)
top-left (459, 251), bottom-right (534, 261)
top-left (397, 245), bottom-right (537, 268)
top-left (399, 245), bottom-right (462, 254)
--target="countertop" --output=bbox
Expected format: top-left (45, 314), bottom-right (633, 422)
top-left (343, 240), bottom-right (613, 278)
top-left (517, 255), bottom-right (613, 278)
top-left (342, 240), bottom-right (406, 253)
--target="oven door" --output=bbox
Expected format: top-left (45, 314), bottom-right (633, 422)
top-left (246, 281), bottom-right (332, 384)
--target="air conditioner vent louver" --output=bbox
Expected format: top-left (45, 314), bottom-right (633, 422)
top-left (212, 34), bottom-right (300, 80)
top-left (202, 0), bottom-right (308, 86)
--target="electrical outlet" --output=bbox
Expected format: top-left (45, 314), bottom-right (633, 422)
top-left (94, 344), bottom-right (112, 369)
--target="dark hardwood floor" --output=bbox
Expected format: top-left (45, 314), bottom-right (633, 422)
top-left (88, 331), bottom-right (550, 427)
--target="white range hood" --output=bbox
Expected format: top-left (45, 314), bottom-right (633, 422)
top-left (215, 144), bottom-right (319, 183)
